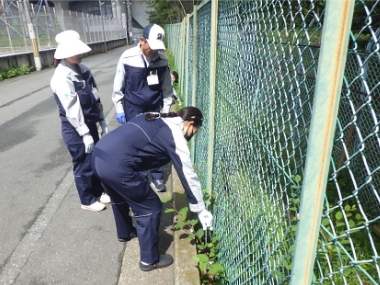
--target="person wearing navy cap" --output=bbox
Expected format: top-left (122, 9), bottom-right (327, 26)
top-left (112, 24), bottom-right (174, 193)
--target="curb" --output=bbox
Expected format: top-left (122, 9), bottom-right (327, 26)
top-left (172, 166), bottom-right (201, 285)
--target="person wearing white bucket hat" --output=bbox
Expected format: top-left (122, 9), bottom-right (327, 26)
top-left (50, 30), bottom-right (110, 212)
top-left (112, 23), bottom-right (175, 195)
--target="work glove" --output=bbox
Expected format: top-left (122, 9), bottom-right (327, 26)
top-left (198, 209), bottom-right (213, 231)
top-left (99, 120), bottom-right (108, 137)
top-left (82, 133), bottom-right (94, 153)
top-left (116, 112), bottom-right (125, 124)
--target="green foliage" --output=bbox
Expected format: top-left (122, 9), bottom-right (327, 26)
top-left (163, 190), bottom-right (224, 284)
top-left (165, 49), bottom-right (183, 111)
top-left (316, 204), bottom-right (379, 284)
top-left (274, 175), bottom-right (379, 284)
top-left (145, 0), bottom-right (202, 25)
top-left (0, 65), bottom-right (33, 81)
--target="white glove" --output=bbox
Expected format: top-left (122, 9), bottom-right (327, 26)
top-left (99, 120), bottom-right (108, 137)
top-left (198, 209), bottom-right (213, 231)
top-left (82, 133), bottom-right (94, 153)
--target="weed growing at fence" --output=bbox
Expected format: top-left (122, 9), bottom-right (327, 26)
top-left (315, 204), bottom-right (379, 284)
top-left (161, 190), bottom-right (224, 285)
top-left (278, 175), bottom-right (380, 284)
top-left (0, 65), bottom-right (33, 81)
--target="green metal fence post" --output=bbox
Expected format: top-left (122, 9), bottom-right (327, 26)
top-left (290, 1), bottom-right (355, 284)
top-left (192, 6), bottom-right (198, 108)
top-left (206, 0), bottom-right (218, 193)
top-left (184, 14), bottom-right (190, 105)
top-left (179, 19), bottom-right (186, 98)
top-left (190, 7), bottom-right (198, 162)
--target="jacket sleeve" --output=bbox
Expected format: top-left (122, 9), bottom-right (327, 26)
top-left (92, 87), bottom-right (105, 121)
top-left (88, 70), bottom-right (105, 121)
top-left (51, 77), bottom-right (89, 136)
top-left (112, 55), bottom-right (126, 114)
top-left (159, 126), bottom-right (205, 213)
top-left (161, 66), bottom-right (175, 113)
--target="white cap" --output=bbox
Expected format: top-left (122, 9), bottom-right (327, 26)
top-left (54, 30), bottom-right (91, 59)
top-left (142, 24), bottom-right (166, 50)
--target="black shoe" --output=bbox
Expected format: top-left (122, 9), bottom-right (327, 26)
top-left (151, 180), bottom-right (166, 192)
top-left (139, 254), bottom-right (174, 271)
top-left (118, 228), bottom-right (137, 242)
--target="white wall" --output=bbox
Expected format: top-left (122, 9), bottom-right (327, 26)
top-left (131, 0), bottom-right (151, 30)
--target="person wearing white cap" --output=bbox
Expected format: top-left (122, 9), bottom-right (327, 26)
top-left (50, 30), bottom-right (111, 212)
top-left (111, 23), bottom-right (175, 194)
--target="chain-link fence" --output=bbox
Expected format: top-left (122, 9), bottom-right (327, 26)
top-left (0, 0), bottom-right (126, 55)
top-left (166, 0), bottom-right (380, 284)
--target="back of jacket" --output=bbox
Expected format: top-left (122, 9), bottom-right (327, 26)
top-left (94, 114), bottom-right (205, 212)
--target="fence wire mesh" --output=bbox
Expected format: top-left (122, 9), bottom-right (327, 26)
top-left (167, 0), bottom-right (380, 284)
top-left (0, 0), bottom-right (125, 56)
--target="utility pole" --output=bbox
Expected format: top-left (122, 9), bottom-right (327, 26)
top-left (23, 0), bottom-right (41, 71)
top-left (126, 0), bottom-right (132, 44)
top-left (98, 0), bottom-right (107, 52)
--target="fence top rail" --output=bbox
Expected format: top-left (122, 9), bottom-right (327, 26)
top-left (196, 0), bottom-right (211, 12)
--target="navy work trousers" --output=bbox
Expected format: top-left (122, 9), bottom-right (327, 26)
top-left (91, 152), bottom-right (162, 264)
top-left (62, 121), bottom-right (103, 205)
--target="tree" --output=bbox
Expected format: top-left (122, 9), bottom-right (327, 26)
top-left (146, 0), bottom-right (202, 25)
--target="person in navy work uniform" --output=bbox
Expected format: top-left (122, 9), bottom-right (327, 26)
top-left (170, 71), bottom-right (182, 106)
top-left (91, 107), bottom-right (213, 271)
top-left (50, 30), bottom-right (111, 212)
top-left (112, 23), bottom-right (175, 193)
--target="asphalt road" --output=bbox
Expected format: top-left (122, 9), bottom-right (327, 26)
top-left (0, 46), bottom-right (135, 285)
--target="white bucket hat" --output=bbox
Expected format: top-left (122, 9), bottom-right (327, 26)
top-left (54, 30), bottom-right (91, 59)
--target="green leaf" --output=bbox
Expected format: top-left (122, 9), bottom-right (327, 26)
top-left (336, 222), bottom-right (345, 228)
top-left (207, 243), bottom-right (214, 248)
top-left (193, 256), bottom-right (200, 263)
top-left (293, 175), bottom-right (302, 182)
top-left (199, 262), bottom-right (207, 272)
top-left (164, 208), bottom-right (175, 213)
top-left (196, 228), bottom-right (205, 239)
top-left (322, 218), bottom-right (330, 226)
top-left (190, 219), bottom-right (199, 226)
top-left (188, 233), bottom-right (195, 240)
top-left (355, 213), bottom-right (363, 220)
top-left (348, 220), bottom-right (355, 228)
top-left (160, 197), bottom-right (172, 203)
top-left (174, 221), bottom-right (186, 229)
top-left (211, 236), bottom-right (219, 243)
top-left (178, 207), bottom-right (189, 220)
top-left (196, 254), bottom-right (209, 263)
top-left (208, 262), bottom-right (223, 275)
top-left (335, 211), bottom-right (343, 220)
top-left (344, 205), bottom-right (351, 211)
